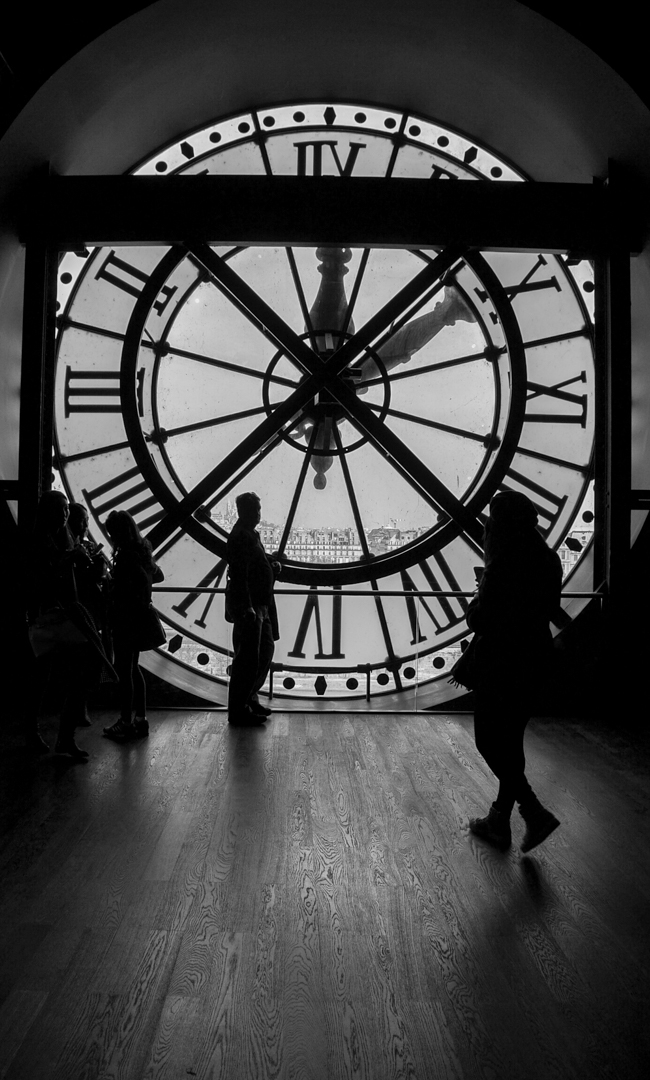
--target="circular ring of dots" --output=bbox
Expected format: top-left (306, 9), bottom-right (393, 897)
top-left (437, 135), bottom-right (449, 147)
top-left (409, 125), bottom-right (421, 137)
top-left (354, 112), bottom-right (367, 123)
top-left (197, 653), bottom-right (210, 666)
top-left (377, 672), bottom-right (390, 685)
top-left (433, 656), bottom-right (446, 670)
top-left (283, 677), bottom-right (296, 689)
top-left (209, 132), bottom-right (221, 143)
top-left (263, 116), bottom-right (275, 127)
top-left (384, 117), bottom-right (396, 129)
top-left (293, 111), bottom-right (305, 122)
top-left (403, 666), bottom-right (416, 679)
top-left (346, 678), bottom-right (359, 690)
top-left (155, 161), bottom-right (168, 173)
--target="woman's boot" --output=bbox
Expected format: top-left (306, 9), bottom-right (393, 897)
top-left (519, 798), bottom-right (560, 852)
top-left (469, 804), bottom-right (512, 850)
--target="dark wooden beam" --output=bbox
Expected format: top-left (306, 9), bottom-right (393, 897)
top-left (18, 175), bottom-right (644, 255)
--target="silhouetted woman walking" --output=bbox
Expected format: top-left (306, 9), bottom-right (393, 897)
top-left (103, 510), bottom-right (163, 742)
top-left (467, 491), bottom-right (563, 852)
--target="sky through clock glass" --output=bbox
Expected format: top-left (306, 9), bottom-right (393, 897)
top-left (53, 103), bottom-right (597, 706)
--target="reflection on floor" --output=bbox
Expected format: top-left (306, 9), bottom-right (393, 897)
top-left (1, 709), bottom-right (648, 1079)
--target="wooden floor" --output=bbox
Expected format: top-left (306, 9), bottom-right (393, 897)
top-left (0, 708), bottom-right (648, 1080)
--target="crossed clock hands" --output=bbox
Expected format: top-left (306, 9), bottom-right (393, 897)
top-left (292, 282), bottom-right (478, 489)
top-left (146, 242), bottom-right (486, 552)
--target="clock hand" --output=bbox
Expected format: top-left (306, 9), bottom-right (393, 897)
top-left (186, 241), bottom-right (466, 387)
top-left (355, 284), bottom-right (477, 388)
top-left (318, 246), bottom-right (467, 381)
top-left (146, 247), bottom-right (468, 547)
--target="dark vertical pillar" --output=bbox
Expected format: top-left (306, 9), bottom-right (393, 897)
top-left (593, 245), bottom-right (631, 621)
top-left (18, 242), bottom-right (58, 542)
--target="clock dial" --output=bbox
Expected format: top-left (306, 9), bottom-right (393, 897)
top-left (53, 104), bottom-right (596, 705)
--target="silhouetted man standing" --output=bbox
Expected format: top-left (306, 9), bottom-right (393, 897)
top-left (225, 492), bottom-right (280, 725)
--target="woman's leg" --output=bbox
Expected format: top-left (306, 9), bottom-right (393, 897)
top-left (54, 647), bottom-right (91, 761)
top-left (104, 637), bottom-right (138, 741)
top-left (472, 689), bottom-right (559, 851)
top-left (132, 653), bottom-right (149, 735)
top-left (114, 639), bottom-right (135, 721)
top-left (25, 652), bottom-right (52, 752)
top-left (473, 689), bottom-right (535, 810)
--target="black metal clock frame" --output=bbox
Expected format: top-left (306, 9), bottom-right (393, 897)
top-left (17, 169), bottom-right (640, 621)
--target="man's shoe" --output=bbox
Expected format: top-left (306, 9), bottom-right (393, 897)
top-left (133, 717), bottom-right (149, 737)
top-left (54, 737), bottom-right (89, 762)
top-left (469, 804), bottom-right (512, 851)
top-left (520, 804), bottom-right (560, 853)
top-left (103, 718), bottom-right (137, 742)
top-left (249, 702), bottom-right (272, 716)
top-left (228, 708), bottom-right (266, 726)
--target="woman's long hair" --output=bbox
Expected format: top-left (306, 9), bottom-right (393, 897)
top-left (105, 510), bottom-right (156, 572)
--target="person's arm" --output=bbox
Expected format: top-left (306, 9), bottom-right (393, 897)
top-left (227, 532), bottom-right (255, 619)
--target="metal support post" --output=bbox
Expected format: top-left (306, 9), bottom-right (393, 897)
top-left (594, 245), bottom-right (631, 620)
top-left (18, 241), bottom-right (58, 541)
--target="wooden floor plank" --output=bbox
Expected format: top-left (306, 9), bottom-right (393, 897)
top-left (1, 708), bottom-right (649, 1079)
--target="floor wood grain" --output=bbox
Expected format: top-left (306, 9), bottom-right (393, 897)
top-left (1, 710), bottom-right (648, 1079)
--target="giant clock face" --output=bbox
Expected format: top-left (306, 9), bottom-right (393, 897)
top-left (53, 103), bottom-right (596, 706)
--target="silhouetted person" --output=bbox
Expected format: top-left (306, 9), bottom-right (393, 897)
top-left (68, 502), bottom-right (109, 611)
top-left (68, 503), bottom-right (111, 722)
top-left (467, 491), bottom-right (563, 852)
top-left (25, 490), bottom-right (109, 760)
top-left (225, 492), bottom-right (281, 725)
top-left (103, 510), bottom-right (162, 742)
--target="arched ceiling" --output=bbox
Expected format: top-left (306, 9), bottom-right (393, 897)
top-left (2, 0), bottom-right (650, 187)
top-left (2, 0), bottom-right (650, 508)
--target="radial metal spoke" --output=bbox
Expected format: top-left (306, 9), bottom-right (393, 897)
top-left (365, 401), bottom-right (490, 444)
top-left (339, 247), bottom-right (370, 340)
top-left (332, 423), bottom-right (402, 686)
top-left (356, 348), bottom-right (497, 390)
top-left (143, 340), bottom-right (299, 389)
top-left (154, 405), bottom-right (269, 440)
top-left (58, 438), bottom-right (131, 464)
top-left (285, 247), bottom-right (319, 353)
top-left (278, 422), bottom-right (320, 557)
